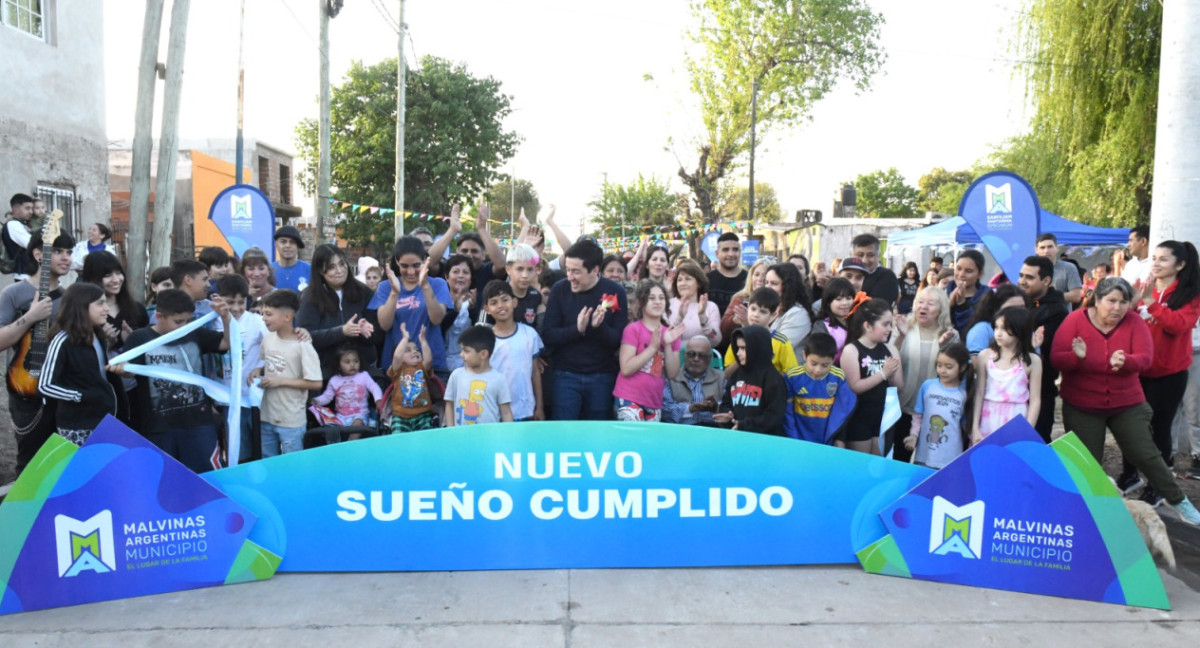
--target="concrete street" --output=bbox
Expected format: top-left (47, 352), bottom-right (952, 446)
top-left (3, 563), bottom-right (1199, 646)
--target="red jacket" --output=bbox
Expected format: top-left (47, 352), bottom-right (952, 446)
top-left (1143, 281), bottom-right (1200, 377)
top-left (1051, 308), bottom-right (1153, 413)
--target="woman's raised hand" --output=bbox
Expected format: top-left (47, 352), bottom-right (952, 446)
top-left (342, 314), bottom-right (361, 337)
top-left (386, 263), bottom-right (402, 294)
top-left (1110, 349), bottom-right (1126, 372)
top-left (418, 258), bottom-right (431, 287)
top-left (663, 323), bottom-right (685, 347)
top-left (1031, 325), bottom-right (1045, 349)
top-left (950, 283), bottom-right (966, 305)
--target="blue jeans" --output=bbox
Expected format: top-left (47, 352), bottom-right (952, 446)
top-left (143, 424), bottom-right (219, 474)
top-left (261, 422), bottom-right (306, 457)
top-left (549, 370), bottom-right (616, 421)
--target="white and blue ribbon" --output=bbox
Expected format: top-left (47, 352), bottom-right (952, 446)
top-left (879, 387), bottom-right (902, 458)
top-left (226, 316), bottom-right (243, 466)
top-left (120, 364), bottom-right (230, 403)
top-left (109, 312), bottom-right (218, 365)
top-left (112, 312), bottom-right (252, 468)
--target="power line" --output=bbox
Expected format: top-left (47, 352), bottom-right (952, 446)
top-left (368, 0), bottom-right (401, 34)
top-left (273, 0), bottom-right (328, 64)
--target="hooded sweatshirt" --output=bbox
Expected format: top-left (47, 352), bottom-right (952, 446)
top-left (1030, 286), bottom-right (1069, 388)
top-left (720, 325), bottom-right (786, 436)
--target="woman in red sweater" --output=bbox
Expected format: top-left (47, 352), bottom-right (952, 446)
top-left (1116, 241), bottom-right (1200, 501)
top-left (1051, 277), bottom-right (1200, 524)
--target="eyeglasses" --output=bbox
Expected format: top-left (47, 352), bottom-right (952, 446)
top-left (685, 351), bottom-right (708, 359)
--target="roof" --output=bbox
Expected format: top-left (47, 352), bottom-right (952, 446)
top-left (886, 211), bottom-right (1128, 247)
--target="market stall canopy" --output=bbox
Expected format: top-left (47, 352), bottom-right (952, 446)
top-left (887, 211), bottom-right (1129, 247)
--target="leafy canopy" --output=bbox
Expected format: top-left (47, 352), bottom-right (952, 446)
top-left (588, 174), bottom-right (687, 236)
top-left (994, 0), bottom-right (1160, 226)
top-left (916, 167), bottom-right (974, 215)
top-left (722, 182), bottom-right (783, 223)
top-left (295, 56), bottom-right (520, 252)
top-left (679, 0), bottom-right (885, 221)
top-left (486, 177), bottom-right (541, 232)
top-left (848, 168), bottom-right (920, 219)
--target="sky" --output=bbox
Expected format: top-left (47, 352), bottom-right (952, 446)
top-left (103, 0), bottom-right (1033, 239)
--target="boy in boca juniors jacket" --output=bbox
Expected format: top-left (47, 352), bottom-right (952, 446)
top-left (714, 325), bottom-right (786, 435)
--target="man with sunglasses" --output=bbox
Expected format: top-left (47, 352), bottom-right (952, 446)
top-left (662, 336), bottom-right (724, 425)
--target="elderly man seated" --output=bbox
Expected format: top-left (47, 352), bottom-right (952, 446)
top-left (662, 336), bottom-right (725, 425)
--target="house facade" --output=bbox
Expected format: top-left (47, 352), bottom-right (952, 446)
top-left (0, 0), bottom-right (109, 240)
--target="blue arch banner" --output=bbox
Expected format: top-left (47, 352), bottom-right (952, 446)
top-left (204, 422), bottom-right (929, 571)
top-left (0, 417), bottom-right (1170, 613)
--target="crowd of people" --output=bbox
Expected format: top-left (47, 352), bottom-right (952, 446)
top-left (4, 192), bottom-right (1200, 524)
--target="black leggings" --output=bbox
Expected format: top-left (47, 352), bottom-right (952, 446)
top-left (9, 392), bottom-right (56, 476)
top-left (1124, 370), bottom-right (1189, 475)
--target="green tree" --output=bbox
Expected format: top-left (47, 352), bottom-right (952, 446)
top-left (588, 174), bottom-right (686, 237)
top-left (850, 168), bottom-right (920, 219)
top-left (679, 0), bottom-right (885, 222)
top-left (486, 176), bottom-right (541, 231)
top-left (296, 56), bottom-right (520, 253)
top-left (996, 1), bottom-right (1161, 225)
top-left (916, 167), bottom-right (974, 214)
top-left (721, 182), bottom-right (783, 223)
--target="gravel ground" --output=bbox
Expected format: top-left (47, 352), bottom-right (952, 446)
top-left (0, 387), bottom-right (17, 486)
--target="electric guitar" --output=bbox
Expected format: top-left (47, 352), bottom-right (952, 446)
top-left (7, 210), bottom-right (63, 397)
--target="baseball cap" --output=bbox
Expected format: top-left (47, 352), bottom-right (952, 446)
top-left (839, 258), bottom-right (869, 275)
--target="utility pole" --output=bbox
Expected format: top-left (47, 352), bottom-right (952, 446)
top-left (1150, 0), bottom-right (1200, 246)
top-left (317, 0), bottom-right (332, 246)
top-left (150, 0), bottom-right (192, 275)
top-left (235, 0), bottom-right (245, 186)
top-left (747, 76), bottom-right (759, 240)
top-left (749, 77), bottom-right (758, 225)
top-left (394, 0), bottom-right (407, 239)
top-left (126, 0), bottom-right (165, 302)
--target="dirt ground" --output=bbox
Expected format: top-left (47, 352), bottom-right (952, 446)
top-left (0, 388), bottom-right (18, 486)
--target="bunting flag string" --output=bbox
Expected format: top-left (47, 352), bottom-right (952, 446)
top-left (326, 198), bottom-right (760, 252)
top-left (327, 199), bottom-right (524, 228)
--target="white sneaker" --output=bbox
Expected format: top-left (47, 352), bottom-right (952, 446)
top-left (1172, 498), bottom-right (1200, 526)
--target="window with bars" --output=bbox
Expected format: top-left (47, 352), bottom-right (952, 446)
top-left (279, 163), bottom-right (292, 204)
top-left (36, 184), bottom-right (77, 240)
top-left (3, 0), bottom-right (45, 41)
top-left (258, 156), bottom-right (271, 196)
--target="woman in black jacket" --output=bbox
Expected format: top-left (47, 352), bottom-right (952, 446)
top-left (296, 244), bottom-right (383, 383)
top-left (38, 282), bottom-right (120, 445)
top-left (81, 250), bottom-right (148, 425)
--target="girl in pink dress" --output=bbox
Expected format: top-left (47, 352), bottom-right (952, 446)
top-left (312, 347), bottom-right (384, 428)
top-left (971, 306), bottom-right (1042, 443)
